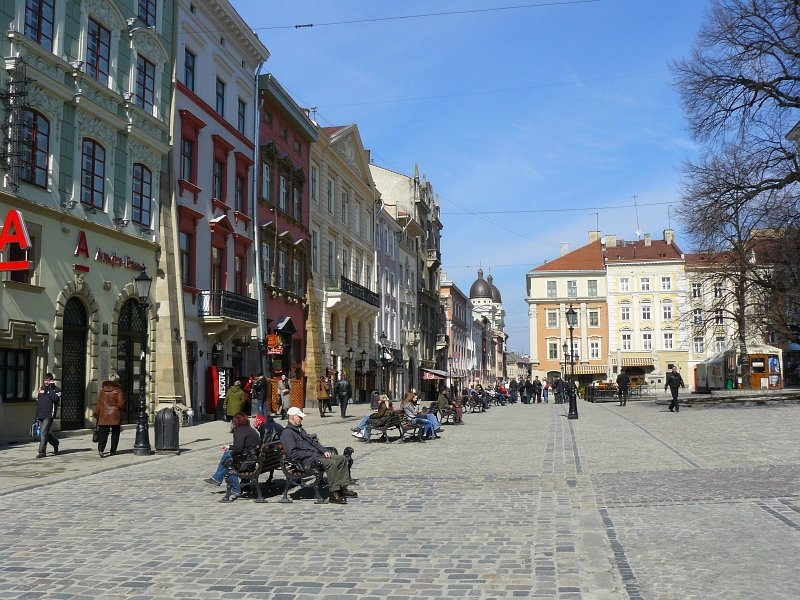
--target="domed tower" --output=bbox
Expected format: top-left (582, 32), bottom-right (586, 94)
top-left (487, 274), bottom-right (502, 303)
top-left (469, 268), bottom-right (492, 302)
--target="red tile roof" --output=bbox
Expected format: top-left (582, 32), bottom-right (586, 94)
top-left (604, 239), bottom-right (683, 262)
top-left (534, 240), bottom-right (605, 271)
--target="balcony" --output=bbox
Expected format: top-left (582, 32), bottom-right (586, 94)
top-left (326, 275), bottom-right (380, 309)
top-left (426, 248), bottom-right (441, 268)
top-left (198, 290), bottom-right (259, 324)
top-left (436, 333), bottom-right (449, 350)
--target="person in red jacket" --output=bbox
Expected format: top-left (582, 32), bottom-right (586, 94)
top-left (94, 373), bottom-right (125, 457)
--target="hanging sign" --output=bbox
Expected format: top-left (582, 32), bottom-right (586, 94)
top-left (267, 334), bottom-right (283, 355)
top-left (0, 209), bottom-right (32, 271)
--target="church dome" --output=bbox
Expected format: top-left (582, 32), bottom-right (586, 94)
top-left (469, 268), bottom-right (492, 299)
top-left (487, 274), bottom-right (502, 302)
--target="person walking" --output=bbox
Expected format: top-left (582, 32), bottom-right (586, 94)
top-left (665, 366), bottom-right (685, 412)
top-left (616, 371), bottom-right (630, 407)
top-left (533, 376), bottom-right (543, 403)
top-left (542, 380), bottom-right (550, 403)
top-left (316, 375), bottom-right (329, 418)
top-left (335, 373), bottom-right (352, 418)
top-left (326, 372), bottom-right (335, 414)
top-left (508, 378), bottom-right (519, 403)
top-left (35, 372), bottom-right (61, 458)
top-left (225, 380), bottom-right (245, 421)
top-left (522, 377), bottom-right (534, 405)
top-left (251, 373), bottom-right (266, 417)
top-left (94, 373), bottom-right (125, 457)
top-left (278, 373), bottom-right (291, 420)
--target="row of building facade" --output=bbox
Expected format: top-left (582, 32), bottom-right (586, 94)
top-left (0, 0), bottom-right (509, 439)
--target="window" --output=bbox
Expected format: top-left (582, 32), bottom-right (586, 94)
top-left (694, 337), bottom-right (705, 353)
top-left (292, 185), bottom-right (301, 221)
top-left (621, 333), bottom-right (632, 350)
top-left (215, 78), bottom-right (225, 115)
top-left (567, 280), bottom-right (577, 298)
top-left (588, 279), bottom-right (597, 297)
top-left (136, 55), bottom-right (155, 113)
top-left (661, 276), bottom-right (672, 291)
top-left (327, 241), bottom-right (335, 277)
top-left (237, 99), bottom-right (246, 134)
top-left (546, 310), bottom-right (558, 328)
top-left (234, 175), bottom-right (245, 213)
top-left (341, 190), bottom-right (349, 224)
top-left (292, 258), bottom-right (301, 295)
top-left (20, 110), bottom-right (49, 188)
top-left (7, 230), bottom-right (37, 285)
top-left (86, 18), bottom-right (110, 85)
top-left (138, 0), bottom-right (157, 26)
top-left (278, 250), bottom-right (286, 288)
top-left (132, 164), bottom-right (152, 226)
top-left (620, 305), bottom-right (630, 321)
top-left (662, 302), bottom-right (673, 320)
top-left (80, 139), bottom-right (105, 209)
top-left (210, 247), bottom-right (222, 292)
top-left (278, 175), bottom-right (287, 211)
top-left (548, 341), bottom-right (558, 360)
top-left (342, 248), bottom-right (349, 278)
top-left (546, 281), bottom-right (557, 298)
top-left (693, 308), bottom-right (703, 325)
top-left (715, 336), bottom-right (726, 353)
top-left (261, 242), bottom-right (271, 283)
top-left (588, 310), bottom-right (599, 327)
top-left (692, 283), bottom-right (702, 298)
top-left (180, 138), bottom-right (194, 182)
top-left (326, 179), bottom-right (334, 213)
top-left (294, 140), bottom-right (301, 153)
top-left (213, 160), bottom-right (224, 200)
top-left (184, 49), bottom-right (195, 91)
top-left (714, 282), bottom-right (723, 298)
top-left (279, 126), bottom-right (287, 140)
top-left (179, 231), bottom-right (193, 286)
top-left (589, 340), bottom-right (600, 359)
top-left (715, 308), bottom-right (724, 325)
top-left (310, 166), bottom-right (318, 202)
top-left (619, 277), bottom-right (629, 292)
top-left (0, 349), bottom-right (31, 401)
top-left (641, 304), bottom-right (651, 320)
top-left (24, 0), bottom-right (55, 50)
top-left (640, 277), bottom-right (650, 291)
top-left (663, 332), bottom-right (674, 350)
top-left (642, 333), bottom-right (652, 351)
top-left (261, 162), bottom-right (272, 200)
top-left (234, 255), bottom-right (244, 295)
top-left (311, 230), bottom-right (319, 272)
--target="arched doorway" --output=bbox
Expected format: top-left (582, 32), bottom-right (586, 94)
top-left (117, 298), bottom-right (144, 424)
top-left (61, 297), bottom-right (88, 430)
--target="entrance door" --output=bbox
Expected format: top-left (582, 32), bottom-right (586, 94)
top-left (61, 297), bottom-right (88, 430)
top-left (116, 299), bottom-right (144, 424)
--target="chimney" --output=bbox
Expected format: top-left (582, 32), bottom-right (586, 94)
top-left (560, 242), bottom-right (569, 256)
top-left (644, 233), bottom-right (652, 246)
top-left (664, 229), bottom-right (674, 245)
top-left (606, 234), bottom-right (617, 247)
top-left (588, 230), bottom-right (601, 243)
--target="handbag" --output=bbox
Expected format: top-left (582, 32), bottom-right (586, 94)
top-left (31, 420), bottom-right (41, 441)
top-left (92, 425), bottom-right (99, 443)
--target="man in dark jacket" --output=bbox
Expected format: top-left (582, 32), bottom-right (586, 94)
top-left (280, 407), bottom-right (356, 504)
top-left (335, 374), bottom-right (352, 418)
top-left (616, 371), bottom-right (630, 407)
top-left (532, 376), bottom-right (543, 403)
top-left (665, 367), bottom-right (685, 412)
top-left (35, 372), bottom-right (61, 458)
top-left (508, 378), bottom-right (519, 403)
top-left (251, 373), bottom-right (266, 417)
top-left (522, 377), bottom-right (534, 404)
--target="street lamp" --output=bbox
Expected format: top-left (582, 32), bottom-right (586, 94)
top-left (133, 267), bottom-right (153, 455)
top-left (566, 303), bottom-right (579, 420)
top-left (379, 332), bottom-right (388, 393)
top-left (562, 341), bottom-right (569, 377)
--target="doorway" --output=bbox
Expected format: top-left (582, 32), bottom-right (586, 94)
top-left (116, 299), bottom-right (144, 424)
top-left (60, 297), bottom-right (88, 430)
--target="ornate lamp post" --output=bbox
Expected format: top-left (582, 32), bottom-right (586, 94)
top-left (566, 303), bottom-right (579, 420)
top-left (133, 267), bottom-right (153, 455)
top-left (379, 332), bottom-right (389, 393)
top-left (562, 341), bottom-right (569, 378)
top-left (346, 346), bottom-right (354, 372)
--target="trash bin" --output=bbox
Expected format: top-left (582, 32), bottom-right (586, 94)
top-left (154, 407), bottom-right (180, 453)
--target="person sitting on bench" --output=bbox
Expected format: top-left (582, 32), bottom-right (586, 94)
top-left (280, 406), bottom-right (357, 504)
top-left (204, 412), bottom-right (259, 501)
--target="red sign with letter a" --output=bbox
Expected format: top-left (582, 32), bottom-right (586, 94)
top-left (0, 209), bottom-right (32, 271)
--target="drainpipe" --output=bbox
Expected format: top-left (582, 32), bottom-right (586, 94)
top-left (252, 62), bottom-right (266, 375)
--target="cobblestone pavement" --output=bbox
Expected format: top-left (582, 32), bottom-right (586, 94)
top-left (1, 397), bottom-right (798, 599)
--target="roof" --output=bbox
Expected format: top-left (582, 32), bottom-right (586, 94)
top-left (469, 268), bottom-right (492, 299)
top-left (604, 239), bottom-right (683, 263)
top-left (533, 240), bottom-right (605, 272)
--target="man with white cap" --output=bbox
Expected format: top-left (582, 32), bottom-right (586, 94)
top-left (280, 406), bottom-right (357, 504)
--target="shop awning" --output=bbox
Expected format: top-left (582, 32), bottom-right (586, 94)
top-left (621, 357), bottom-right (653, 367)
top-left (421, 367), bottom-right (449, 380)
top-left (572, 364), bottom-right (607, 374)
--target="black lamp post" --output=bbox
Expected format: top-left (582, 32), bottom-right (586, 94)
top-left (562, 341), bottom-right (569, 377)
top-left (379, 332), bottom-right (388, 393)
top-left (566, 303), bottom-right (579, 420)
top-left (133, 267), bottom-right (153, 455)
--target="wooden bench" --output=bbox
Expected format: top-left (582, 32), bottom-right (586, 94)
top-left (221, 433), bottom-right (281, 503)
top-left (363, 410), bottom-right (422, 443)
top-left (464, 395), bottom-right (486, 413)
top-left (429, 402), bottom-right (454, 424)
top-left (276, 441), bottom-right (327, 503)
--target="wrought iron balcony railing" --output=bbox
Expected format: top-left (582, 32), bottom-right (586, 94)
top-left (198, 290), bottom-right (259, 323)
top-left (326, 275), bottom-right (379, 308)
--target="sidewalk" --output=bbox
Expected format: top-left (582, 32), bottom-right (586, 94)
top-left (0, 403), bottom-right (373, 497)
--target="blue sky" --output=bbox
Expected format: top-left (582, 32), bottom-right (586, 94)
top-left (232, 0), bottom-right (710, 354)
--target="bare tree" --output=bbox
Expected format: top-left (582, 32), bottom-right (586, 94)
top-left (672, 0), bottom-right (800, 385)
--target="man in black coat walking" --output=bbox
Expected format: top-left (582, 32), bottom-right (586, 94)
top-left (335, 374), bottom-right (353, 418)
top-left (35, 372), bottom-right (61, 458)
top-left (616, 371), bottom-right (630, 407)
top-left (665, 366), bottom-right (685, 412)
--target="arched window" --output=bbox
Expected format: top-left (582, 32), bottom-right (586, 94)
top-left (81, 139), bottom-right (105, 209)
top-left (20, 109), bottom-right (50, 188)
top-left (132, 163), bottom-right (152, 226)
